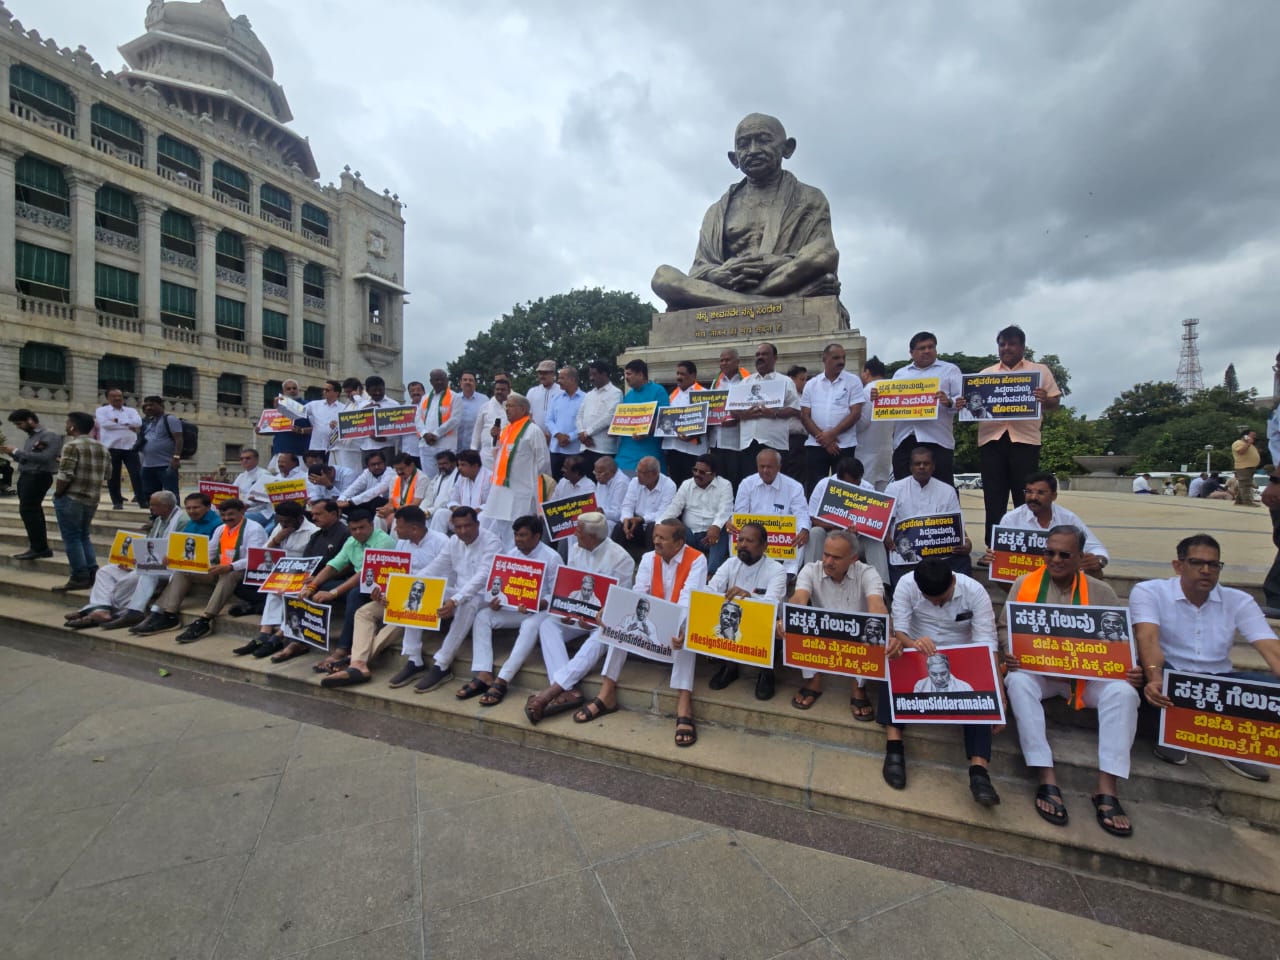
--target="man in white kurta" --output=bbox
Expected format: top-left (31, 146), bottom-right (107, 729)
top-left (414, 369), bottom-right (460, 479)
top-left (482, 394), bottom-right (551, 547)
top-left (729, 447), bottom-right (810, 577)
top-left (704, 521), bottom-right (787, 699)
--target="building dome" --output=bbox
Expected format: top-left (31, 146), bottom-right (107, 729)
top-left (143, 0), bottom-right (274, 79)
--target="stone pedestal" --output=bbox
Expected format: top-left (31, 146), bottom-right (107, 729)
top-left (617, 295), bottom-right (865, 385)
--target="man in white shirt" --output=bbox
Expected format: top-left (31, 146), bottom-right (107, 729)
top-left (414, 368), bottom-right (459, 478)
top-left (703, 348), bottom-right (749, 488)
top-left (883, 559), bottom-right (1000, 805)
top-left (485, 394), bottom-right (552, 545)
top-left (433, 449), bottom-right (491, 534)
top-left (529, 359), bottom-right (564, 442)
top-left (1132, 533), bottom-right (1280, 782)
top-left (734, 342), bottom-right (802, 480)
top-left (704, 521), bottom-right (787, 698)
top-left (234, 447), bottom-right (270, 517)
top-left (612, 456), bottom-right (678, 559)
top-left (525, 512), bottom-right (637, 723)
top-left (454, 372), bottom-right (488, 459)
top-left (854, 356), bottom-right (893, 491)
top-left (592, 456), bottom-right (631, 535)
top-left (552, 455), bottom-right (595, 501)
top-left (884, 446), bottom-right (972, 586)
top-left (360, 375), bottom-right (401, 466)
top-left (729, 448), bottom-right (810, 576)
top-left (662, 360), bottom-right (709, 486)
top-left (872, 331), bottom-right (962, 487)
top-left (462, 515), bottom-right (563, 705)
top-left (576, 361), bottom-right (623, 471)
top-left (94, 387), bottom-right (144, 509)
top-left (665, 454), bottom-right (734, 574)
top-left (472, 373), bottom-right (512, 471)
top-left (422, 450), bottom-right (459, 526)
top-left (980, 471), bottom-right (1108, 573)
top-left (330, 377), bottom-right (368, 475)
top-left (301, 379), bottom-right (344, 464)
top-left (1132, 473), bottom-right (1154, 495)
top-left (306, 464), bottom-right (344, 504)
top-left (799, 343), bottom-right (867, 495)
top-left (337, 451), bottom-right (392, 513)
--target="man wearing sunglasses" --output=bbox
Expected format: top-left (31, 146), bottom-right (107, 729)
top-left (1131, 534), bottom-right (1280, 782)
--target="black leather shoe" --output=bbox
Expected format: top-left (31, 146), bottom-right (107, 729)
top-left (708, 662), bottom-right (739, 690)
top-left (233, 635), bottom-right (269, 656)
top-left (883, 751), bottom-right (907, 790)
top-left (228, 602), bottom-right (261, 618)
top-left (102, 610), bottom-right (146, 631)
top-left (131, 611), bottom-right (180, 635)
top-left (252, 638), bottom-right (285, 659)
top-left (175, 617), bottom-right (213, 643)
top-left (388, 660), bottom-right (427, 688)
top-left (754, 669), bottom-right (776, 701)
top-left (14, 549), bottom-right (53, 561)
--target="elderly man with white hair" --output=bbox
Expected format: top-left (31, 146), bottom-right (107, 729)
top-left (484, 392), bottom-right (551, 545)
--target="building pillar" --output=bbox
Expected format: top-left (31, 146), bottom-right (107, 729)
top-left (194, 216), bottom-right (217, 343)
top-left (244, 238), bottom-right (263, 357)
top-left (248, 173), bottom-right (260, 220)
top-left (142, 121), bottom-right (157, 175)
top-left (286, 254), bottom-right (304, 360)
top-left (76, 92), bottom-right (92, 143)
top-left (66, 172), bottom-right (101, 314)
top-left (137, 196), bottom-right (162, 334)
top-left (325, 268), bottom-right (341, 371)
top-left (139, 361), bottom-right (164, 400)
top-left (0, 147), bottom-right (17, 292)
top-left (201, 151), bottom-right (214, 196)
top-left (69, 349), bottom-right (99, 408)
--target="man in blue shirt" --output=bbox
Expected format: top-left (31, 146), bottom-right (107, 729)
top-left (615, 359), bottom-right (669, 476)
top-left (547, 366), bottom-right (586, 480)
top-left (138, 396), bottom-right (185, 501)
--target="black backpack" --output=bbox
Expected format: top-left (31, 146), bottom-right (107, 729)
top-left (164, 415), bottom-right (200, 460)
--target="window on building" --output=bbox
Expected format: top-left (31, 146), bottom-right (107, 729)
top-left (304, 385), bottom-right (324, 402)
top-left (98, 354), bottom-right (136, 393)
top-left (95, 184), bottom-right (139, 238)
top-left (9, 64), bottom-right (75, 127)
top-left (300, 203), bottom-right (330, 239)
top-left (160, 209), bottom-right (196, 257)
top-left (211, 159), bottom-right (250, 204)
top-left (369, 289), bottom-right (383, 323)
top-left (303, 320), bottom-right (326, 359)
top-left (215, 230), bottom-right (245, 272)
top-left (260, 182), bottom-right (292, 221)
top-left (217, 373), bottom-right (245, 406)
top-left (161, 281), bottom-right (197, 330)
top-left (215, 296), bottom-right (246, 341)
top-left (15, 154), bottom-right (70, 216)
top-left (262, 248), bottom-right (288, 287)
top-left (15, 241), bottom-right (71, 302)
top-left (262, 309), bottom-right (288, 351)
top-left (156, 134), bottom-right (201, 183)
top-left (18, 342), bottom-right (66, 386)
top-left (162, 364), bottom-right (196, 400)
top-left (303, 263), bottom-right (325, 300)
top-left (223, 443), bottom-right (241, 463)
top-left (263, 380), bottom-right (284, 409)
top-left (94, 263), bottom-right (140, 317)
top-left (90, 102), bottom-right (144, 156)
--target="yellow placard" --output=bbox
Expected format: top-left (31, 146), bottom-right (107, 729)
top-left (108, 530), bottom-right (136, 568)
top-left (871, 377), bottom-right (940, 421)
top-left (382, 574), bottom-right (447, 629)
top-left (265, 477), bottom-right (308, 503)
top-left (730, 514), bottom-right (797, 561)
top-left (684, 590), bottom-right (776, 668)
top-left (607, 402), bottom-right (659, 437)
top-left (166, 532), bottom-right (211, 573)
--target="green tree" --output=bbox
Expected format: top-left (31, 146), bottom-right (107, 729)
top-left (447, 288), bottom-right (655, 394)
top-left (1039, 409), bottom-right (1102, 473)
top-left (1128, 409), bottom-right (1267, 472)
top-left (1098, 381), bottom-right (1186, 452)
top-left (1223, 363), bottom-right (1240, 393)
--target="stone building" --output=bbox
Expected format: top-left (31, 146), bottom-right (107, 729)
top-left (0, 0), bottom-right (406, 471)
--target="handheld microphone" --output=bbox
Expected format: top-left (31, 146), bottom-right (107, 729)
top-left (493, 417), bottom-right (501, 446)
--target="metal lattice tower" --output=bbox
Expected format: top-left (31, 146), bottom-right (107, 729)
top-left (1176, 318), bottom-right (1204, 395)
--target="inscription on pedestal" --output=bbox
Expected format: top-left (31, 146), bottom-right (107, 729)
top-left (648, 295), bottom-right (839, 348)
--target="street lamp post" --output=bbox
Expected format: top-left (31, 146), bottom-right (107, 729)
top-left (1204, 444), bottom-right (1213, 475)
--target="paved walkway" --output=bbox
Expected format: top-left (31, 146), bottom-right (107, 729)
top-left (0, 644), bottom-right (1229, 960)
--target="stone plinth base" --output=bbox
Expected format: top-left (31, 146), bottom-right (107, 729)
top-left (617, 295), bottom-right (865, 385)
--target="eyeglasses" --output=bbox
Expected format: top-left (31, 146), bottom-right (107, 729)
top-left (239, 455), bottom-right (256, 461)
top-left (1043, 550), bottom-right (1076, 560)
top-left (1183, 559), bottom-right (1225, 571)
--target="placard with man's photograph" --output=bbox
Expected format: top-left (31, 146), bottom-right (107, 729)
top-left (957, 371), bottom-right (1040, 422)
top-left (547, 566), bottom-right (617, 625)
top-left (598, 587), bottom-right (683, 664)
top-left (684, 590), bottom-right (776, 668)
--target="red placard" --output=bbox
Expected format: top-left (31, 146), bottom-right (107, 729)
top-left (485, 554), bottom-right (547, 612)
top-left (359, 549), bottom-right (411, 593)
top-left (198, 480), bottom-right (240, 507)
top-left (547, 566), bottom-right (617, 625)
top-left (813, 479), bottom-right (895, 542)
top-left (244, 547), bottom-right (285, 588)
top-left (256, 409), bottom-right (295, 433)
top-left (887, 644), bottom-right (1005, 724)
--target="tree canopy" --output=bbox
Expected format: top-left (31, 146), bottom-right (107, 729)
top-left (447, 288), bottom-right (655, 394)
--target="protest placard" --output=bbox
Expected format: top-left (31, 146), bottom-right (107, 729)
top-left (540, 491), bottom-right (599, 541)
top-left (695, 389), bottom-right (731, 426)
top-left (166, 532), bottom-right (210, 573)
top-left (988, 525), bottom-right (1049, 584)
top-left (244, 547), bottom-right (285, 588)
top-left (1006, 601), bottom-right (1136, 681)
top-left (781, 603), bottom-right (888, 680)
top-left (547, 566), bottom-right (617, 625)
top-left (887, 643), bottom-right (1005, 724)
top-left (598, 586), bottom-right (682, 664)
top-left (108, 530), bottom-right (136, 569)
top-left (135, 537), bottom-right (168, 572)
top-left (337, 407), bottom-right (377, 440)
top-left (359, 549), bottom-right (411, 593)
top-left (486, 554), bottom-right (547, 612)
top-left (258, 556), bottom-right (322, 594)
top-left (957, 371), bottom-right (1041, 422)
top-left (264, 477), bottom-right (308, 504)
top-left (871, 378), bottom-right (940, 421)
top-left (653, 402), bottom-right (709, 439)
top-left (730, 513), bottom-right (797, 561)
top-left (607, 402), bottom-right (659, 437)
top-left (814, 479), bottom-right (895, 542)
top-left (255, 408), bottom-right (295, 433)
top-left (382, 574), bottom-right (447, 629)
top-left (888, 512), bottom-right (963, 566)
top-left (198, 480), bottom-right (240, 506)
top-left (276, 396), bottom-right (306, 419)
top-left (283, 596), bottom-right (330, 650)
top-left (374, 405), bottom-right (419, 437)
top-left (685, 590), bottom-right (776, 668)
top-left (1158, 671), bottom-right (1280, 768)
top-left (726, 378), bottom-right (785, 411)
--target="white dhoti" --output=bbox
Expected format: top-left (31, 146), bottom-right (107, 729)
top-left (469, 606), bottom-right (547, 678)
top-left (1005, 672), bottom-right (1139, 779)
top-left (601, 645), bottom-right (696, 692)
top-left (398, 598), bottom-right (483, 671)
top-left (84, 565), bottom-right (137, 611)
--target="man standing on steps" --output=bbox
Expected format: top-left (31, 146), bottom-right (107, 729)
top-left (137, 396), bottom-right (185, 502)
top-left (51, 412), bottom-right (110, 592)
top-left (2, 409), bottom-right (62, 562)
top-left (1231, 429), bottom-right (1261, 506)
top-left (94, 388), bottom-right (144, 509)
top-left (1002, 525), bottom-right (1142, 838)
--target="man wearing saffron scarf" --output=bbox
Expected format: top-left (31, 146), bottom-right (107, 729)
top-left (1002, 525), bottom-right (1142, 838)
top-left (376, 454), bottom-right (425, 530)
top-left (414, 368), bottom-right (458, 479)
top-left (485, 394), bottom-right (551, 546)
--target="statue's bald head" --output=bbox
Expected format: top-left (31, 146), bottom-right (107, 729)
top-left (729, 113), bottom-right (796, 179)
top-left (735, 113), bottom-right (786, 141)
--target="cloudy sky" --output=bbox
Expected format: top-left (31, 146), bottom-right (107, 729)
top-left (32, 0), bottom-right (1280, 415)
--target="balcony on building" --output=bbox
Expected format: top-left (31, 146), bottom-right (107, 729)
top-left (90, 102), bottom-right (145, 168)
top-left (98, 355), bottom-right (139, 405)
top-left (259, 182), bottom-right (292, 232)
top-left (163, 364), bottom-right (198, 414)
top-left (211, 160), bottom-right (251, 214)
top-left (95, 262), bottom-right (143, 334)
top-left (215, 230), bottom-right (247, 287)
top-left (9, 64), bottom-right (77, 139)
top-left (217, 373), bottom-right (247, 417)
top-left (302, 262), bottom-right (326, 311)
top-left (95, 184), bottom-right (140, 253)
top-left (18, 342), bottom-right (70, 403)
top-left (160, 209), bottom-right (197, 272)
top-left (215, 295), bottom-right (249, 355)
top-left (262, 307), bottom-right (289, 364)
top-left (262, 247), bottom-right (288, 300)
top-left (156, 134), bottom-right (202, 193)
top-left (303, 319), bottom-right (326, 370)
top-left (300, 203), bottom-right (330, 248)
top-left (15, 240), bottom-right (73, 320)
top-left (161, 280), bottom-right (200, 345)
top-left (15, 154), bottom-right (71, 232)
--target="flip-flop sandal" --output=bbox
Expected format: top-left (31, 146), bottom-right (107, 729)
top-left (320, 667), bottom-right (371, 688)
top-left (524, 694), bottom-right (550, 725)
top-left (674, 716), bottom-right (697, 747)
top-left (312, 656), bottom-right (346, 674)
top-left (573, 696), bottom-right (619, 723)
top-left (1092, 794), bottom-right (1132, 838)
top-left (271, 642), bottom-right (310, 664)
top-left (455, 676), bottom-right (491, 700)
top-left (1035, 784), bottom-right (1068, 826)
top-left (849, 694), bottom-right (875, 722)
top-left (479, 679), bottom-right (508, 707)
top-left (791, 687), bottom-right (822, 710)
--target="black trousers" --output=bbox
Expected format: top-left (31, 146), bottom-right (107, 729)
top-left (873, 680), bottom-right (992, 760)
top-left (17, 472), bottom-right (53, 551)
top-left (611, 520), bottom-right (654, 562)
top-left (711, 446), bottom-right (743, 490)
top-left (665, 450), bottom-right (698, 487)
top-left (978, 435), bottom-right (1041, 549)
top-left (108, 448), bottom-right (144, 507)
top-left (1265, 504), bottom-right (1280, 610)
top-left (891, 436), bottom-right (955, 488)
top-left (804, 444), bottom-right (858, 497)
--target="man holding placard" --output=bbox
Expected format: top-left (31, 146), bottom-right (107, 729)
top-left (884, 446), bottom-right (971, 585)
top-left (980, 472), bottom-right (1108, 576)
top-left (1132, 533), bottom-right (1280, 782)
top-left (730, 448), bottom-right (810, 577)
top-left (876, 332), bottom-right (962, 487)
top-left (704, 521), bottom-right (787, 699)
top-left (732, 343), bottom-right (801, 482)
top-left (661, 361), bottom-right (708, 486)
top-left (614, 359), bottom-right (669, 476)
top-left (1002, 526), bottom-right (1141, 837)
